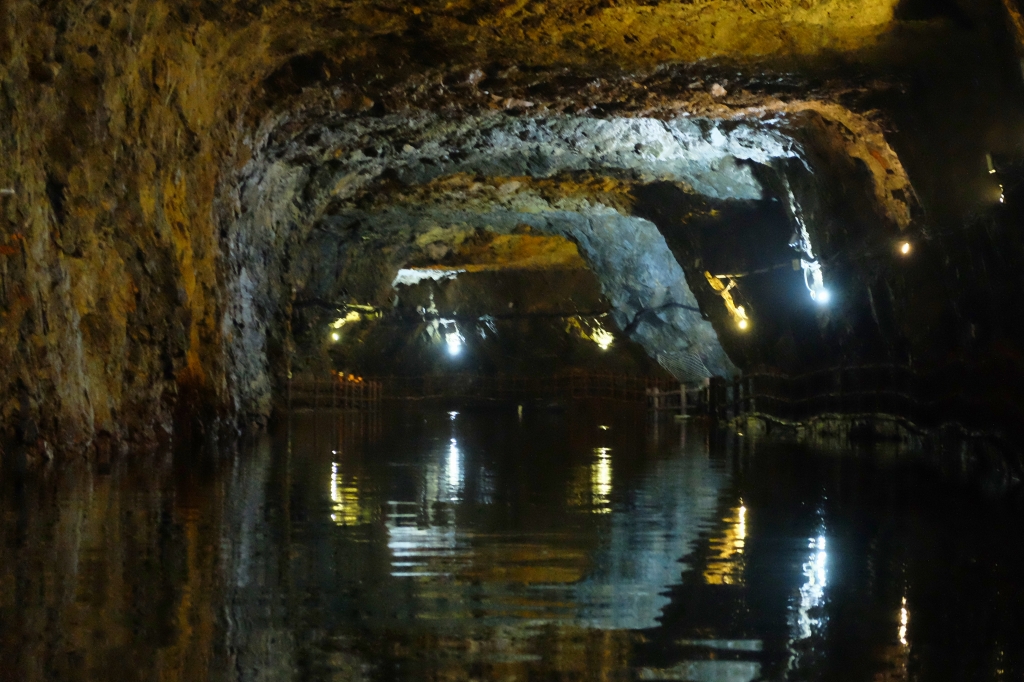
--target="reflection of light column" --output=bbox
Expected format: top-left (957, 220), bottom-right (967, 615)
top-left (447, 438), bottom-right (462, 498)
top-left (790, 534), bottom-right (828, 655)
top-left (591, 447), bottom-right (612, 513)
top-left (384, 435), bottom-right (466, 577)
top-left (330, 462), bottom-right (363, 525)
top-left (703, 503), bottom-right (748, 585)
top-left (898, 596), bottom-right (909, 646)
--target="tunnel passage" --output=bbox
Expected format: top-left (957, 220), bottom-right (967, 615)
top-left (224, 105), bottom-right (915, 403)
top-left (301, 228), bottom-right (666, 379)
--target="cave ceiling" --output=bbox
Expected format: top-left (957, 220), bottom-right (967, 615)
top-left (237, 85), bottom-right (914, 385)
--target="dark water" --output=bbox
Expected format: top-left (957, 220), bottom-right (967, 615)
top-left (2, 406), bottom-right (1022, 681)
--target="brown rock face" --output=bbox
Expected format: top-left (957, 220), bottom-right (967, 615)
top-left (0, 0), bottom-right (992, 457)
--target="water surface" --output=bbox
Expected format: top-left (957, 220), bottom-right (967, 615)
top-left (1, 405), bottom-right (1022, 681)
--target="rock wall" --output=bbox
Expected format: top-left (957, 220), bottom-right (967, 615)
top-left (0, 0), bottom-right (971, 459)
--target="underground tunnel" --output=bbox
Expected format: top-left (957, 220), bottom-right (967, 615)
top-left (3, 0), bottom-right (1024, 679)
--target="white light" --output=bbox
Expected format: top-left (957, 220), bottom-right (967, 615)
top-left (445, 330), bottom-right (463, 356)
top-left (331, 332), bottom-right (340, 341)
top-left (448, 410), bottom-right (459, 420)
top-left (792, 534), bottom-right (828, 642)
top-left (801, 259), bottom-right (829, 305)
top-left (738, 318), bottom-right (749, 330)
top-left (592, 327), bottom-right (614, 351)
top-left (448, 438), bottom-right (462, 491)
top-left (900, 241), bottom-right (911, 255)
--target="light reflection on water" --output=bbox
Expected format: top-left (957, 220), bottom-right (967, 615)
top-left (703, 502), bottom-right (747, 585)
top-left (1, 408), bottom-right (1023, 681)
top-left (590, 446), bottom-right (613, 512)
top-left (793, 535), bottom-right (828, 641)
top-left (330, 461), bottom-right (365, 526)
top-left (358, 417), bottom-right (729, 632)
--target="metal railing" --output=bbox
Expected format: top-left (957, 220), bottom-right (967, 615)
top-left (710, 363), bottom-right (1021, 435)
top-left (286, 371), bottom-right (697, 410)
top-left (287, 375), bottom-right (384, 410)
top-left (372, 372), bottom-right (679, 405)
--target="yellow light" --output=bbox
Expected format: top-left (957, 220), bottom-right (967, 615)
top-left (899, 596), bottom-right (909, 646)
top-left (736, 306), bottom-right (749, 331)
top-left (590, 447), bottom-right (613, 513)
top-left (330, 462), bottom-right (364, 526)
top-left (708, 274), bottom-right (750, 330)
top-left (592, 327), bottom-right (614, 351)
top-left (330, 310), bottom-right (362, 329)
top-left (900, 241), bottom-right (911, 255)
top-left (703, 503), bottom-right (749, 585)
top-left (331, 332), bottom-right (340, 341)
top-left (567, 317), bottom-right (614, 350)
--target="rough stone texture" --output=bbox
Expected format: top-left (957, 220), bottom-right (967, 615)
top-left (256, 106), bottom-right (912, 382)
top-left (4, 0), bottom-right (1021, 457)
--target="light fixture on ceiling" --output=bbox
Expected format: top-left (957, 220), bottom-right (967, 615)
top-left (445, 328), bottom-right (464, 356)
top-left (801, 259), bottom-right (829, 305)
top-left (592, 326), bottom-right (614, 351)
top-left (331, 310), bottom-right (362, 329)
top-left (705, 272), bottom-right (751, 331)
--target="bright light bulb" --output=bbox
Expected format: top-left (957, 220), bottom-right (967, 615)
top-left (445, 331), bottom-right (462, 356)
top-left (813, 288), bottom-right (830, 304)
top-left (592, 327), bottom-right (614, 351)
top-left (331, 332), bottom-right (340, 341)
top-left (738, 319), bottom-right (748, 330)
top-left (900, 241), bottom-right (911, 255)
